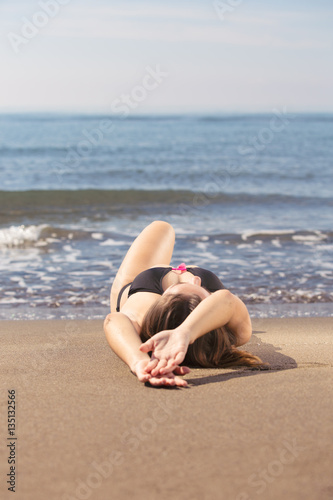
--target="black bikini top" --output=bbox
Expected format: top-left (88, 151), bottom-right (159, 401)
top-left (128, 266), bottom-right (225, 297)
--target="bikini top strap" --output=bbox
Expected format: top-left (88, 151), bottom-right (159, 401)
top-left (116, 283), bottom-right (132, 312)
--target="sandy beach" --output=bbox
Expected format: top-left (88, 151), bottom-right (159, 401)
top-left (0, 317), bottom-right (332, 500)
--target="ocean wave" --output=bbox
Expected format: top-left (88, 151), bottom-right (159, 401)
top-left (1, 189), bottom-right (331, 212)
top-left (0, 225), bottom-right (97, 248)
top-left (241, 229), bottom-right (295, 241)
top-left (243, 290), bottom-right (333, 304)
top-left (0, 287), bottom-right (331, 312)
top-left (0, 223), bottom-right (331, 250)
top-left (239, 229), bottom-right (332, 244)
top-left (0, 224), bottom-right (47, 248)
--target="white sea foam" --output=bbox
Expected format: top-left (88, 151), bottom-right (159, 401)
top-left (236, 244), bottom-right (252, 249)
top-left (292, 231), bottom-right (326, 243)
top-left (97, 260), bottom-right (114, 269)
top-left (45, 237), bottom-right (61, 243)
top-left (91, 233), bottom-right (104, 240)
top-left (0, 224), bottom-right (47, 248)
top-left (0, 297), bottom-right (27, 304)
top-left (316, 270), bottom-right (333, 279)
top-left (100, 239), bottom-right (127, 246)
top-left (69, 271), bottom-right (103, 276)
top-left (62, 245), bottom-right (82, 263)
top-left (241, 229), bottom-right (294, 241)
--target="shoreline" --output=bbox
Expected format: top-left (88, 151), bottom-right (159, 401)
top-left (0, 301), bottom-right (332, 321)
top-left (0, 317), bottom-right (332, 499)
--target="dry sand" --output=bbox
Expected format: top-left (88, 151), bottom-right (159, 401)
top-left (0, 317), bottom-right (332, 500)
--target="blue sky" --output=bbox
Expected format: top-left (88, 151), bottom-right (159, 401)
top-left (0, 0), bottom-right (332, 113)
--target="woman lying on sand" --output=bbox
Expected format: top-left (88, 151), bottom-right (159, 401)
top-left (104, 221), bottom-right (264, 387)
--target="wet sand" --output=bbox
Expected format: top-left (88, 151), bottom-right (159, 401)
top-left (0, 317), bottom-right (332, 500)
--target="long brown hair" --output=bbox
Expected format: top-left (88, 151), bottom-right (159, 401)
top-left (140, 293), bottom-right (265, 368)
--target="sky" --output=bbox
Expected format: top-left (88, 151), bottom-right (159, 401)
top-left (0, 0), bottom-right (332, 114)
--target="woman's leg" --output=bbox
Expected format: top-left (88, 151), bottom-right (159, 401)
top-left (110, 221), bottom-right (175, 312)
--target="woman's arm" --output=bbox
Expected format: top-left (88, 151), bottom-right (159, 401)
top-left (104, 312), bottom-right (149, 375)
top-left (183, 289), bottom-right (252, 347)
top-left (140, 289), bottom-right (252, 375)
top-left (104, 312), bottom-right (189, 386)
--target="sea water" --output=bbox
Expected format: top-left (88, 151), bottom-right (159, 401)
top-left (0, 113), bottom-right (332, 319)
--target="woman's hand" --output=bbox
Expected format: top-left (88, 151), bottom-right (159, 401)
top-left (132, 359), bottom-right (190, 387)
top-left (139, 327), bottom-right (191, 376)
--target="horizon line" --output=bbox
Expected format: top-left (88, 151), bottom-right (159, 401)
top-left (1, 110), bottom-right (333, 117)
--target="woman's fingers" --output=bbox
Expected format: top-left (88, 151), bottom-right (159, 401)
top-left (156, 351), bottom-right (186, 375)
top-left (139, 338), bottom-right (153, 353)
top-left (158, 359), bottom-right (177, 375)
top-left (147, 360), bottom-right (191, 377)
top-left (172, 376), bottom-right (188, 387)
top-left (136, 372), bottom-right (151, 382)
top-left (147, 376), bottom-right (175, 387)
top-left (147, 375), bottom-right (188, 387)
top-left (175, 376), bottom-right (188, 387)
top-left (133, 359), bottom-right (188, 387)
top-left (152, 352), bottom-right (187, 376)
top-left (174, 350), bottom-right (187, 366)
top-left (173, 366), bottom-right (191, 375)
top-left (150, 359), bottom-right (168, 376)
top-left (143, 357), bottom-right (159, 373)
